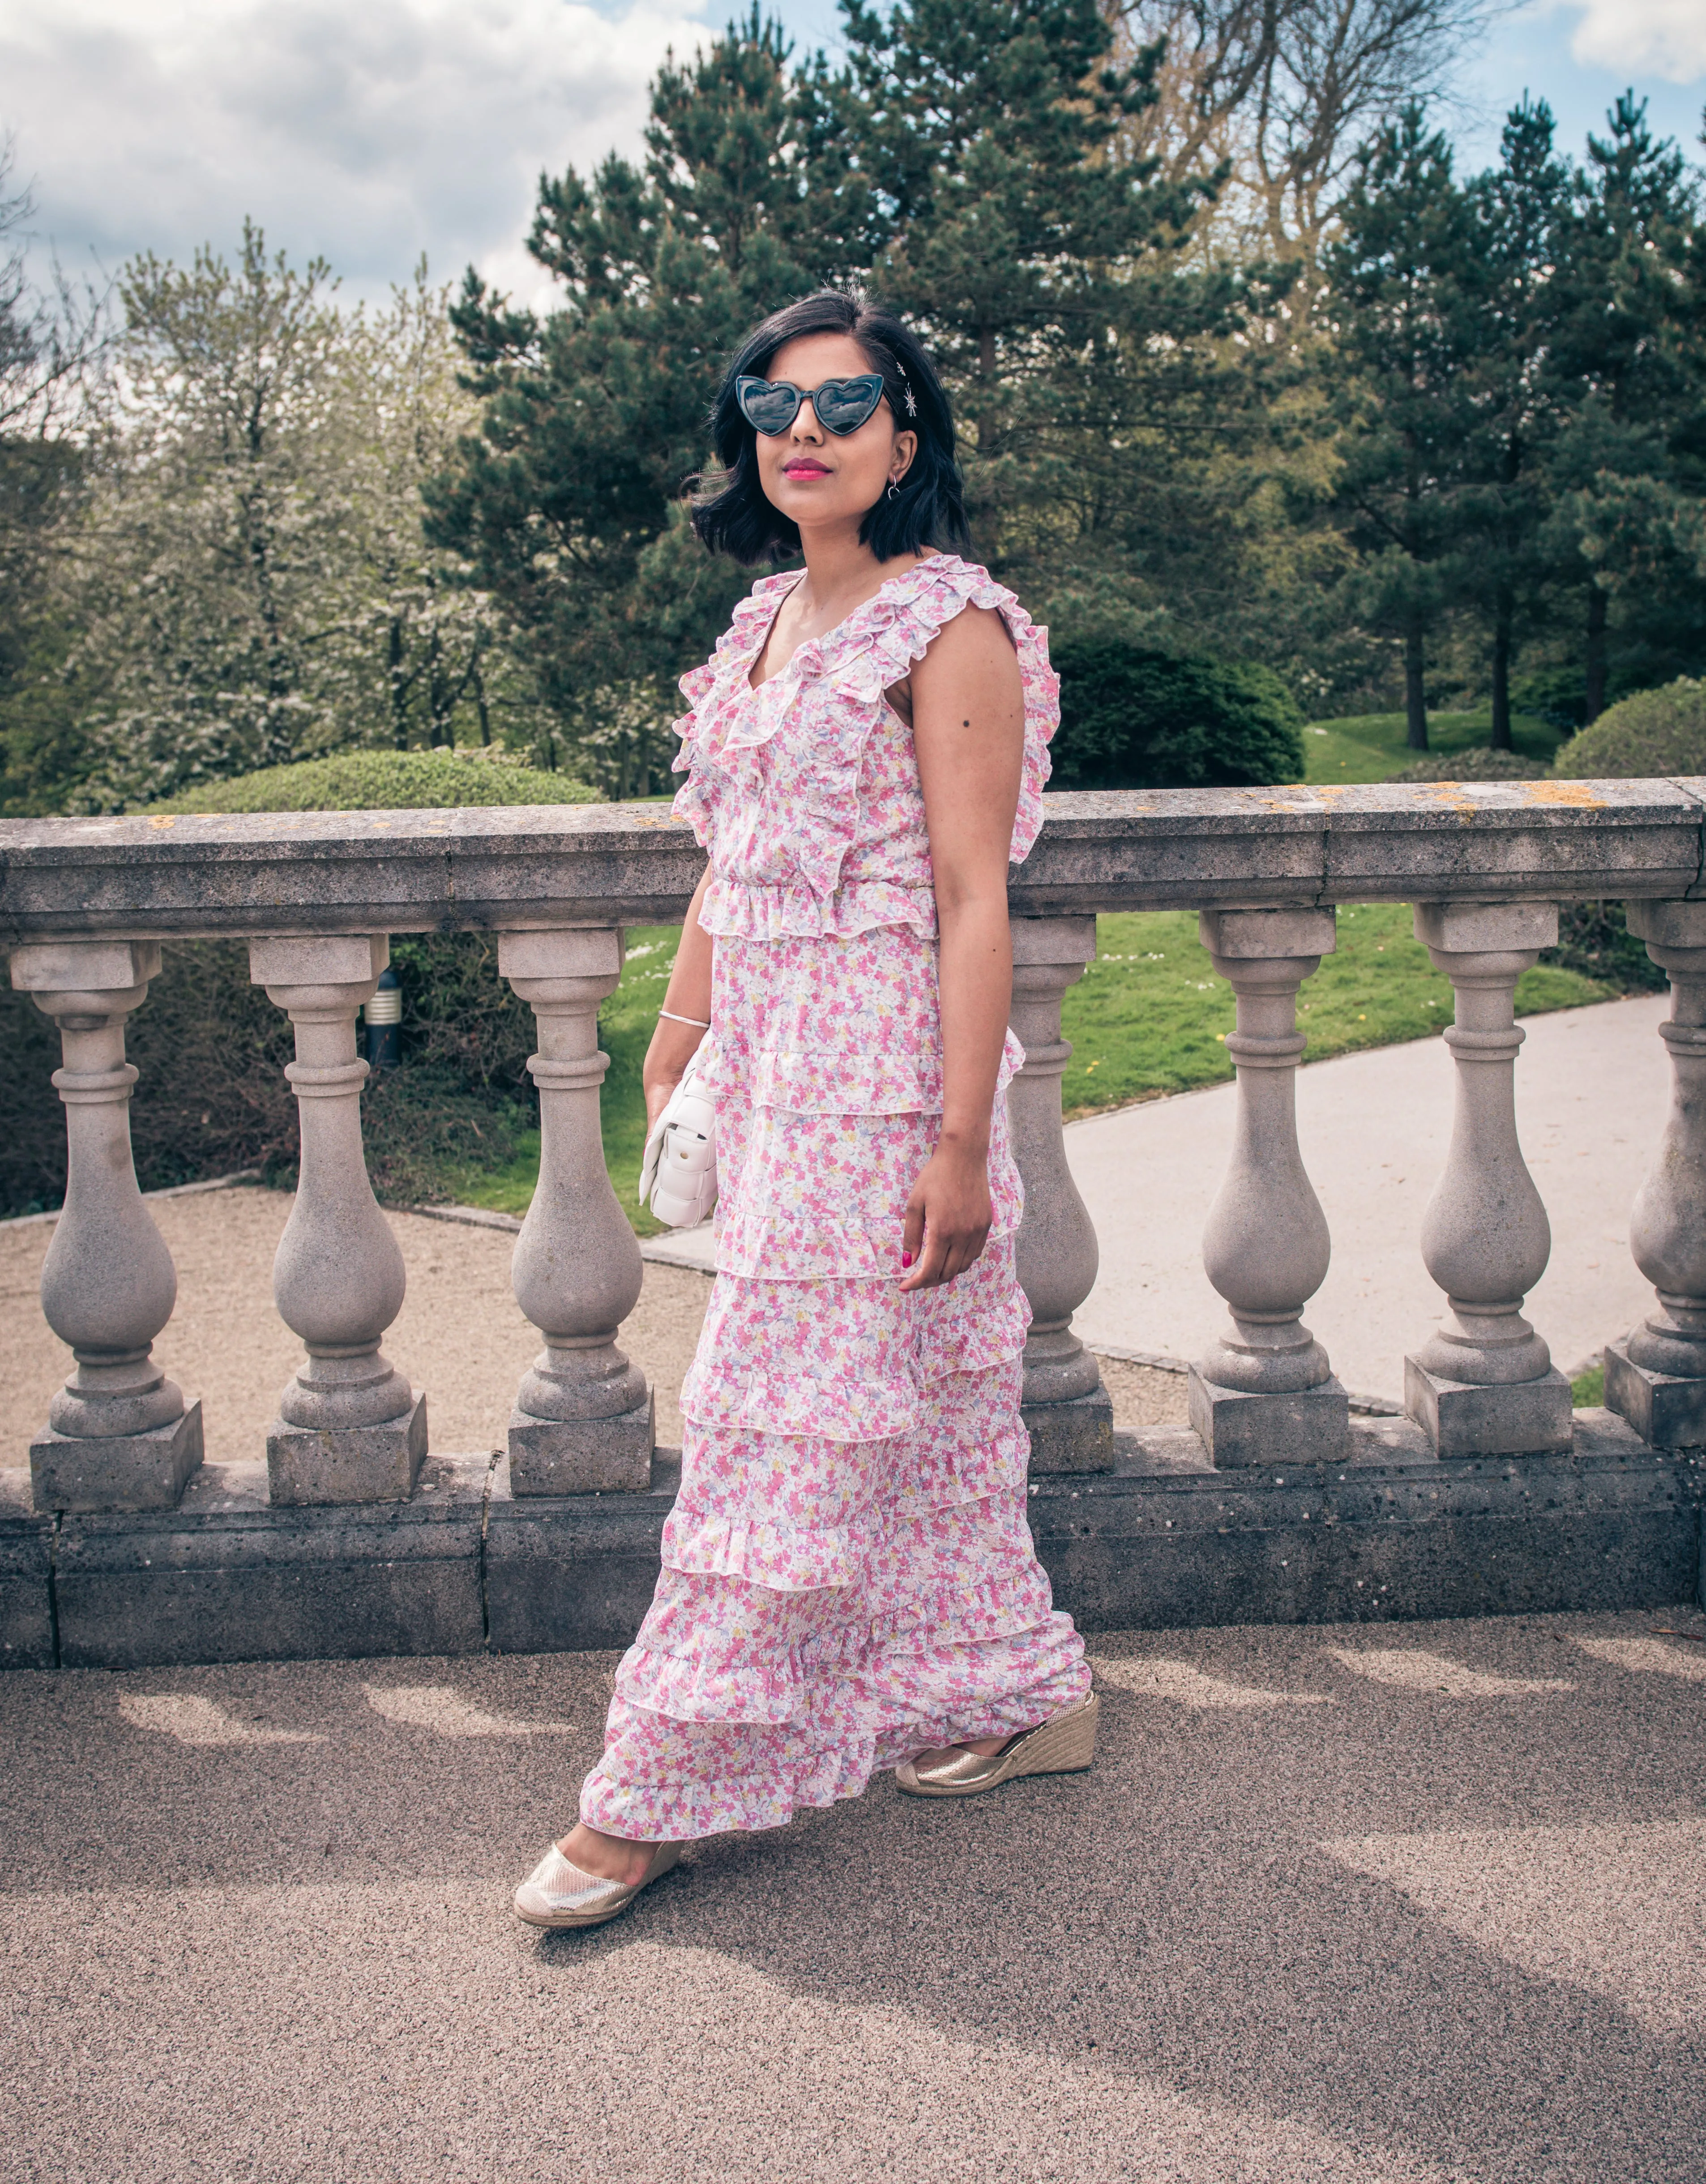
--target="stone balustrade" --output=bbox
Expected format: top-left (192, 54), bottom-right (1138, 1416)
top-left (4, 781), bottom-right (1706, 1664)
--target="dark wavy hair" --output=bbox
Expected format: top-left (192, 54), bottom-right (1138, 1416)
top-left (692, 291), bottom-right (969, 565)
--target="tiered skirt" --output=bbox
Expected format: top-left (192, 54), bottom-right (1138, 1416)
top-left (579, 925), bottom-right (1090, 1841)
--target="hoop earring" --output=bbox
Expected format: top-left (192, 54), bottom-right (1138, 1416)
top-left (886, 480), bottom-right (900, 501)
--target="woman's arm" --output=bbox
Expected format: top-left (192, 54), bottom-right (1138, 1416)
top-left (642, 865), bottom-right (716, 1129)
top-left (901, 604), bottom-right (1025, 1293)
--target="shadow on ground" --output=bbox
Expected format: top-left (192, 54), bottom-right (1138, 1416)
top-left (3, 1607), bottom-right (1702, 2182)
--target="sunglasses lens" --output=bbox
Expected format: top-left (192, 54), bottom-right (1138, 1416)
top-left (737, 377), bottom-right (800, 436)
top-left (812, 377), bottom-right (885, 435)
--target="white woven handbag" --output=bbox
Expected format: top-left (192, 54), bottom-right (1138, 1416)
top-left (638, 1047), bottom-right (718, 1227)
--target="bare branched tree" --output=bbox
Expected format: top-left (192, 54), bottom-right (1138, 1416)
top-left (0, 136), bottom-right (111, 436)
top-left (1115, 0), bottom-right (1498, 270)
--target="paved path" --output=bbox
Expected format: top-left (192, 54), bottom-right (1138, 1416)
top-left (4, 1607), bottom-right (1703, 2182)
top-left (1071, 993), bottom-right (1667, 1403)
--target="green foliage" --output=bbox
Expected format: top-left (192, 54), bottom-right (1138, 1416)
top-left (1546, 902), bottom-right (1668, 993)
top-left (53, 238), bottom-right (552, 812)
top-left (1385, 749), bottom-right (1549, 780)
top-left (1049, 640), bottom-right (1305, 788)
top-left (1541, 96), bottom-right (1706, 717)
top-left (1551, 677), bottom-right (1706, 778)
top-left (1321, 107), bottom-right (1481, 751)
top-left (0, 749), bottom-right (601, 1217)
top-left (428, 4), bottom-right (1290, 741)
top-left (143, 746), bottom-right (601, 813)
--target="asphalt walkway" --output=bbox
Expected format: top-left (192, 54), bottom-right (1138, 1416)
top-left (4, 1607), bottom-right (1702, 2182)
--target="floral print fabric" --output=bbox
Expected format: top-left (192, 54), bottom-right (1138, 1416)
top-left (579, 554), bottom-right (1090, 1842)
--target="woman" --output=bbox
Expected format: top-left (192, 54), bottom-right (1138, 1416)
top-left (515, 291), bottom-right (1096, 1929)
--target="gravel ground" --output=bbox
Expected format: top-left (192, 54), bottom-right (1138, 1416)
top-left (2, 1606), bottom-right (1702, 2183)
top-left (0, 1184), bottom-right (1188, 1470)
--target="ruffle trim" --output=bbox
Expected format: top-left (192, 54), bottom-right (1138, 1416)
top-left (660, 1410), bottom-right (1034, 1593)
top-left (671, 552), bottom-right (1059, 898)
top-left (710, 1206), bottom-right (1021, 1283)
top-left (678, 1271), bottom-right (1031, 1440)
top-left (699, 874), bottom-right (937, 942)
top-left (613, 1511), bottom-right (1061, 1725)
top-left (580, 1636), bottom-right (1093, 1837)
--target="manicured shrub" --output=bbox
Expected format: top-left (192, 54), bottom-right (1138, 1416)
top-left (144, 747), bottom-right (600, 814)
top-left (1047, 642), bottom-right (1306, 790)
top-left (1551, 678), bottom-right (1706, 779)
top-left (1, 753), bottom-right (596, 1215)
top-left (1386, 750), bottom-right (1549, 781)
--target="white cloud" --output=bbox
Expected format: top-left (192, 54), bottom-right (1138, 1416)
top-left (0, 0), bottom-right (712, 302)
top-left (1562, 0), bottom-right (1706, 83)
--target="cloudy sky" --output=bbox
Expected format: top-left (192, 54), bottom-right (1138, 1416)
top-left (3, 0), bottom-right (1702, 309)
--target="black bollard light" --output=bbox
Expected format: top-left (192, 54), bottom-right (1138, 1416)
top-left (364, 966), bottom-right (403, 1071)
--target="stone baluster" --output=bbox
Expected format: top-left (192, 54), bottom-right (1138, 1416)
top-left (249, 935), bottom-right (425, 1504)
top-left (500, 929), bottom-right (653, 1492)
top-left (1404, 900), bottom-right (1572, 1456)
top-left (10, 940), bottom-right (203, 1512)
top-left (1604, 900), bottom-right (1706, 1446)
top-left (1189, 908), bottom-right (1348, 1467)
top-left (1007, 916), bottom-right (1113, 1473)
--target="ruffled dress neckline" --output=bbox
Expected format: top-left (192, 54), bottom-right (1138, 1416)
top-left (670, 552), bottom-right (1061, 946)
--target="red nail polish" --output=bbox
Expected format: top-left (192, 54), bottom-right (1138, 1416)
top-left (901, 1251), bottom-right (913, 1268)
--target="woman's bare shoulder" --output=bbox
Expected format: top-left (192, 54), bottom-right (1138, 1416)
top-left (911, 600), bottom-right (1019, 690)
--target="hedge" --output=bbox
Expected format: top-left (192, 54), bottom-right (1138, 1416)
top-left (2, 751), bottom-right (602, 1215)
top-left (144, 747), bottom-right (601, 814)
top-left (1551, 678), bottom-right (1706, 779)
top-left (1048, 642), bottom-right (1306, 790)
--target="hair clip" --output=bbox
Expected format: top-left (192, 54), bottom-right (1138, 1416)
top-left (895, 362), bottom-right (918, 417)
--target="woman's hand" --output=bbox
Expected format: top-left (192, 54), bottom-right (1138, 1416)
top-left (899, 1135), bottom-right (993, 1291)
top-left (643, 1016), bottom-right (706, 1127)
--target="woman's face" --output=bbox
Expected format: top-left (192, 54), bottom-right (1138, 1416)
top-left (750, 332), bottom-right (917, 542)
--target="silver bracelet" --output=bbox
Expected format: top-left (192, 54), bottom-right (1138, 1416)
top-left (658, 1008), bottom-right (711, 1029)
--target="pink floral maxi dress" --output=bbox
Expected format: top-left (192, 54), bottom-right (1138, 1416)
top-left (580, 553), bottom-right (1092, 1840)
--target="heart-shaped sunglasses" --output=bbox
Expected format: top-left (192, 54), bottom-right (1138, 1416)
top-left (735, 373), bottom-right (889, 438)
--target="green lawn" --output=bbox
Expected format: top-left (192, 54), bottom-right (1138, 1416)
top-left (1060, 904), bottom-right (1606, 1117)
top-left (445, 907), bottom-right (1615, 1231)
top-left (1302, 709), bottom-right (1564, 784)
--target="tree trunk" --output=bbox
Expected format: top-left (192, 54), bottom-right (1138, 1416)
top-left (1490, 587), bottom-right (1514, 751)
top-left (1404, 613), bottom-right (1428, 751)
top-left (1584, 582), bottom-right (1608, 722)
top-left (389, 619), bottom-right (409, 750)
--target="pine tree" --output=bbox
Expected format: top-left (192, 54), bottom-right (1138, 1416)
top-left (1459, 99), bottom-right (1572, 749)
top-left (1542, 96), bottom-right (1705, 720)
top-left (1322, 107), bottom-right (1481, 750)
top-left (425, 10), bottom-right (862, 775)
top-left (838, 0), bottom-right (1248, 571)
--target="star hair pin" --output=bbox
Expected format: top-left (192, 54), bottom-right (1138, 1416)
top-left (897, 364), bottom-right (918, 417)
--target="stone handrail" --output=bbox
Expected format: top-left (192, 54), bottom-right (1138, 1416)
top-left (6, 780), bottom-right (1706, 1524)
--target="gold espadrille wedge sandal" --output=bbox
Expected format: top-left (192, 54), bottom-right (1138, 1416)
top-left (513, 1840), bottom-right (681, 1929)
top-left (894, 1690), bottom-right (1099, 1799)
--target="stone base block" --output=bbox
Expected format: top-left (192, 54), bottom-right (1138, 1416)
top-left (1187, 1372), bottom-right (1349, 1469)
top-left (1404, 1359), bottom-right (1572, 1458)
top-left (509, 1390), bottom-right (654, 1495)
top-left (1603, 1341), bottom-right (1706, 1450)
top-left (30, 1400), bottom-right (204, 1514)
top-left (266, 1394), bottom-right (427, 1507)
top-left (1023, 1387), bottom-right (1116, 1475)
